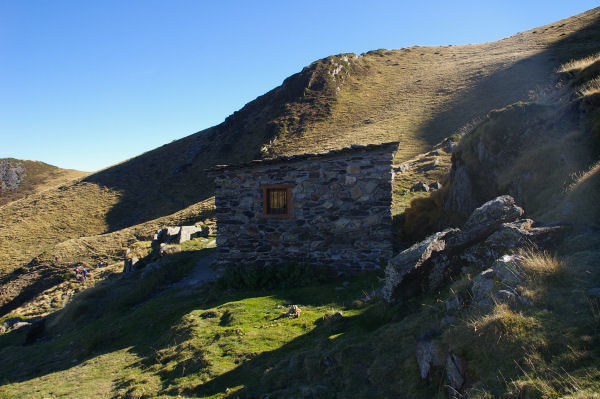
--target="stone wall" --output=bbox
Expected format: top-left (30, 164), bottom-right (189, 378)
top-left (212, 142), bottom-right (398, 274)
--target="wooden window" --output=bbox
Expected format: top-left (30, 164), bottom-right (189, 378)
top-left (261, 184), bottom-right (293, 217)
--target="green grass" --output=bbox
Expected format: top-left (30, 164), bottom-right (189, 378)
top-left (2, 236), bottom-right (598, 398)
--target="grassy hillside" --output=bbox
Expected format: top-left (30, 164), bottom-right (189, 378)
top-left (0, 159), bottom-right (86, 206)
top-left (2, 8), bottom-right (599, 281)
top-left (1, 8), bottom-right (600, 399)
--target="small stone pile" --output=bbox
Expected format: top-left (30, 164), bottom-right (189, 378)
top-left (153, 225), bottom-right (211, 245)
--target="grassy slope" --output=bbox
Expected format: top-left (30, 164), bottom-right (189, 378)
top-left (0, 235), bottom-right (598, 398)
top-left (0, 159), bottom-right (87, 207)
top-left (2, 8), bottom-right (600, 278)
top-left (1, 8), bottom-right (600, 398)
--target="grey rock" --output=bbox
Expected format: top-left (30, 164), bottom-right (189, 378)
top-left (447, 196), bottom-right (524, 249)
top-left (471, 269), bottom-right (495, 301)
top-left (383, 229), bottom-right (456, 301)
top-left (444, 164), bottom-right (478, 221)
top-left (411, 181), bottom-right (429, 192)
top-left (286, 305), bottom-right (301, 319)
top-left (429, 181), bottom-right (442, 191)
top-left (11, 321), bottom-right (31, 331)
top-left (494, 289), bottom-right (517, 303)
top-left (179, 225), bottom-right (208, 243)
top-left (140, 262), bottom-right (160, 278)
top-left (446, 352), bottom-right (467, 398)
top-left (492, 254), bottom-right (524, 286)
top-left (416, 330), bottom-right (445, 380)
top-left (0, 160), bottom-right (26, 191)
top-left (0, 317), bottom-right (30, 333)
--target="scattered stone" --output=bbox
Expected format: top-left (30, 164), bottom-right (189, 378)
top-left (429, 181), bottom-right (442, 191)
top-left (322, 311), bottom-right (343, 322)
top-left (394, 163), bottom-right (412, 173)
top-left (200, 310), bottom-right (219, 319)
top-left (154, 225), bottom-right (211, 246)
top-left (122, 257), bottom-right (139, 274)
top-left (416, 329), bottom-right (445, 380)
top-left (446, 352), bottom-right (467, 398)
top-left (286, 305), bottom-right (301, 319)
top-left (493, 289), bottom-right (517, 303)
top-left (0, 317), bottom-right (31, 334)
top-left (411, 181), bottom-right (430, 192)
top-left (159, 244), bottom-right (182, 257)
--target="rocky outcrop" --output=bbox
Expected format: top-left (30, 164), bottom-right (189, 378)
top-left (0, 160), bottom-right (26, 191)
top-left (384, 195), bottom-right (563, 302)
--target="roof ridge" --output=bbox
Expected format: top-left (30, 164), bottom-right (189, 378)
top-left (208, 141), bottom-right (400, 173)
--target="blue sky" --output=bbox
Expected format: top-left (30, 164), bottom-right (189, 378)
top-left (1, 1), bottom-right (598, 172)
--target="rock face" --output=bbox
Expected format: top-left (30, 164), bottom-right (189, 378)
top-left (211, 142), bottom-right (398, 274)
top-left (384, 195), bottom-right (563, 302)
top-left (0, 160), bottom-right (26, 191)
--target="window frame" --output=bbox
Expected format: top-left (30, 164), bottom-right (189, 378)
top-left (261, 184), bottom-right (293, 218)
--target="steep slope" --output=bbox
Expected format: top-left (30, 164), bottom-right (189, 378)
top-left (0, 159), bottom-right (86, 206)
top-left (1, 7), bottom-right (600, 278)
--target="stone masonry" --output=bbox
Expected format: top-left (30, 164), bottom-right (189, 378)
top-left (210, 142), bottom-right (399, 274)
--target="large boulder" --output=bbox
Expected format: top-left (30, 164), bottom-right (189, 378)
top-left (445, 195), bottom-right (524, 249)
top-left (383, 229), bottom-right (456, 301)
top-left (383, 195), bottom-right (560, 303)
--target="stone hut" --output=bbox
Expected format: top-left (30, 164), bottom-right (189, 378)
top-left (210, 142), bottom-right (399, 274)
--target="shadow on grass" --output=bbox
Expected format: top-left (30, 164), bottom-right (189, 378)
top-left (0, 248), bottom-right (215, 383)
top-left (0, 250), bottom-right (395, 398)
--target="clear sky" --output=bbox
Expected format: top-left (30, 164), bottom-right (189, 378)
top-left (1, 1), bottom-right (598, 172)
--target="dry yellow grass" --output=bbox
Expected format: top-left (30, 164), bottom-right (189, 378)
top-left (519, 250), bottom-right (567, 282)
top-left (579, 75), bottom-right (600, 96)
top-left (270, 9), bottom-right (600, 163)
top-left (0, 182), bottom-right (122, 275)
top-left (558, 51), bottom-right (600, 72)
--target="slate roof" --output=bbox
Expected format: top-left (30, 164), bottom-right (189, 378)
top-left (209, 141), bottom-right (399, 173)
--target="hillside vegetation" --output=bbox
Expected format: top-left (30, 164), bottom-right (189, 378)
top-left (2, 8), bottom-right (600, 280)
top-left (1, 7), bottom-right (600, 399)
top-left (0, 159), bottom-right (86, 206)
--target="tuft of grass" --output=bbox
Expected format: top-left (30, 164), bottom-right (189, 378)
top-left (519, 250), bottom-right (567, 283)
top-left (558, 52), bottom-right (600, 73)
top-left (578, 76), bottom-right (600, 96)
